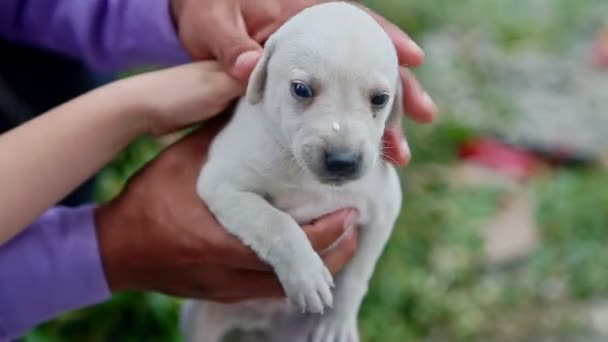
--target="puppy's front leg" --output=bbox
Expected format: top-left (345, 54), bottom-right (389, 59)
top-left (310, 214), bottom-right (397, 342)
top-left (199, 183), bottom-right (334, 314)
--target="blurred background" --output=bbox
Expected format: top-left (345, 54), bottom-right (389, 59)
top-left (24, 0), bottom-right (608, 341)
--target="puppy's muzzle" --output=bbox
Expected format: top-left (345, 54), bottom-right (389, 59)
top-left (323, 148), bottom-right (362, 180)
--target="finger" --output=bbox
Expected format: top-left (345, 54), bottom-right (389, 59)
top-left (221, 208), bottom-right (359, 272)
top-left (356, 4), bottom-right (424, 67)
top-left (203, 6), bottom-right (263, 81)
top-left (382, 127), bottom-right (411, 167)
top-left (196, 61), bottom-right (246, 100)
top-left (164, 62), bottom-right (245, 124)
top-left (321, 228), bottom-right (359, 275)
top-left (401, 67), bottom-right (436, 123)
top-left (223, 228), bottom-right (361, 300)
top-left (232, 50), bottom-right (262, 83)
top-left (304, 208), bottom-right (358, 253)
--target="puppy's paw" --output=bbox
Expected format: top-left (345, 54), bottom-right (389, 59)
top-left (276, 253), bottom-right (334, 314)
top-left (310, 314), bottom-right (358, 342)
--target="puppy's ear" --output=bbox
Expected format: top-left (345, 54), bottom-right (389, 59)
top-left (387, 77), bottom-right (403, 128)
top-left (246, 40), bottom-right (276, 105)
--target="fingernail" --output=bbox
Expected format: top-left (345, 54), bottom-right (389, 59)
top-left (344, 209), bottom-right (359, 231)
top-left (234, 50), bottom-right (261, 70)
top-left (233, 50), bottom-right (262, 81)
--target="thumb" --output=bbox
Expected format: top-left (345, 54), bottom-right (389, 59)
top-left (231, 49), bottom-right (263, 83)
top-left (209, 16), bottom-right (263, 82)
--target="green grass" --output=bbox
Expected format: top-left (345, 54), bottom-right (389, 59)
top-left (26, 1), bottom-right (608, 341)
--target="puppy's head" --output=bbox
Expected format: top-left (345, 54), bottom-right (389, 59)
top-left (247, 2), bottom-right (402, 185)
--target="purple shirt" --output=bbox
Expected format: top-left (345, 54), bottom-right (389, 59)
top-left (0, 0), bottom-right (190, 340)
top-left (0, 0), bottom-right (189, 71)
top-left (0, 206), bottom-right (108, 341)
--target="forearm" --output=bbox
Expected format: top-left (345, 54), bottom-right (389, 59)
top-left (0, 206), bottom-right (110, 340)
top-left (0, 79), bottom-right (148, 244)
top-left (0, 0), bottom-right (189, 71)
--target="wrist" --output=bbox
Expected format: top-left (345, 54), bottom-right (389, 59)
top-left (94, 199), bottom-right (138, 293)
top-left (105, 76), bottom-right (162, 137)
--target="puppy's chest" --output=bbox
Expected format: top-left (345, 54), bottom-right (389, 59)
top-left (265, 182), bottom-right (372, 226)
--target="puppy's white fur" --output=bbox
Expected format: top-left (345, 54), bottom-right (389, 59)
top-left (182, 3), bottom-right (403, 341)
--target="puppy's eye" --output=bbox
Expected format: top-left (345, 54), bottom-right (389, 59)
top-left (291, 81), bottom-right (314, 99)
top-left (370, 93), bottom-right (390, 108)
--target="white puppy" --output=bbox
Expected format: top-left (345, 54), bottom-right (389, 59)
top-left (182, 2), bottom-right (403, 341)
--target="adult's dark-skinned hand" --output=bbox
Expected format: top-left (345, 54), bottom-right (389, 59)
top-left (94, 118), bottom-right (359, 303)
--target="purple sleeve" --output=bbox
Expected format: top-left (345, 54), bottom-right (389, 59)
top-left (0, 0), bottom-right (190, 71)
top-left (0, 206), bottom-right (111, 341)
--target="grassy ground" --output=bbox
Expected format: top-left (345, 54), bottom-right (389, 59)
top-left (25, 1), bottom-right (608, 341)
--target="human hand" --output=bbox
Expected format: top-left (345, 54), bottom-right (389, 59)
top-left (123, 61), bottom-right (243, 136)
top-left (94, 118), bottom-right (359, 302)
top-left (170, 0), bottom-right (436, 166)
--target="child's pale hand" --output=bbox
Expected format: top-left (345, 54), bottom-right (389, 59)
top-left (124, 61), bottom-right (245, 136)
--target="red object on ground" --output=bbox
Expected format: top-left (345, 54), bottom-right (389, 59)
top-left (458, 138), bottom-right (544, 181)
top-left (591, 27), bottom-right (608, 70)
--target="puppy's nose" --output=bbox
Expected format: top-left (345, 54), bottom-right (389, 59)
top-left (324, 149), bottom-right (362, 178)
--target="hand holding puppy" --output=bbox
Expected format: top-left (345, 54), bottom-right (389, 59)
top-left (171, 0), bottom-right (437, 165)
top-left (95, 119), bottom-right (359, 302)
